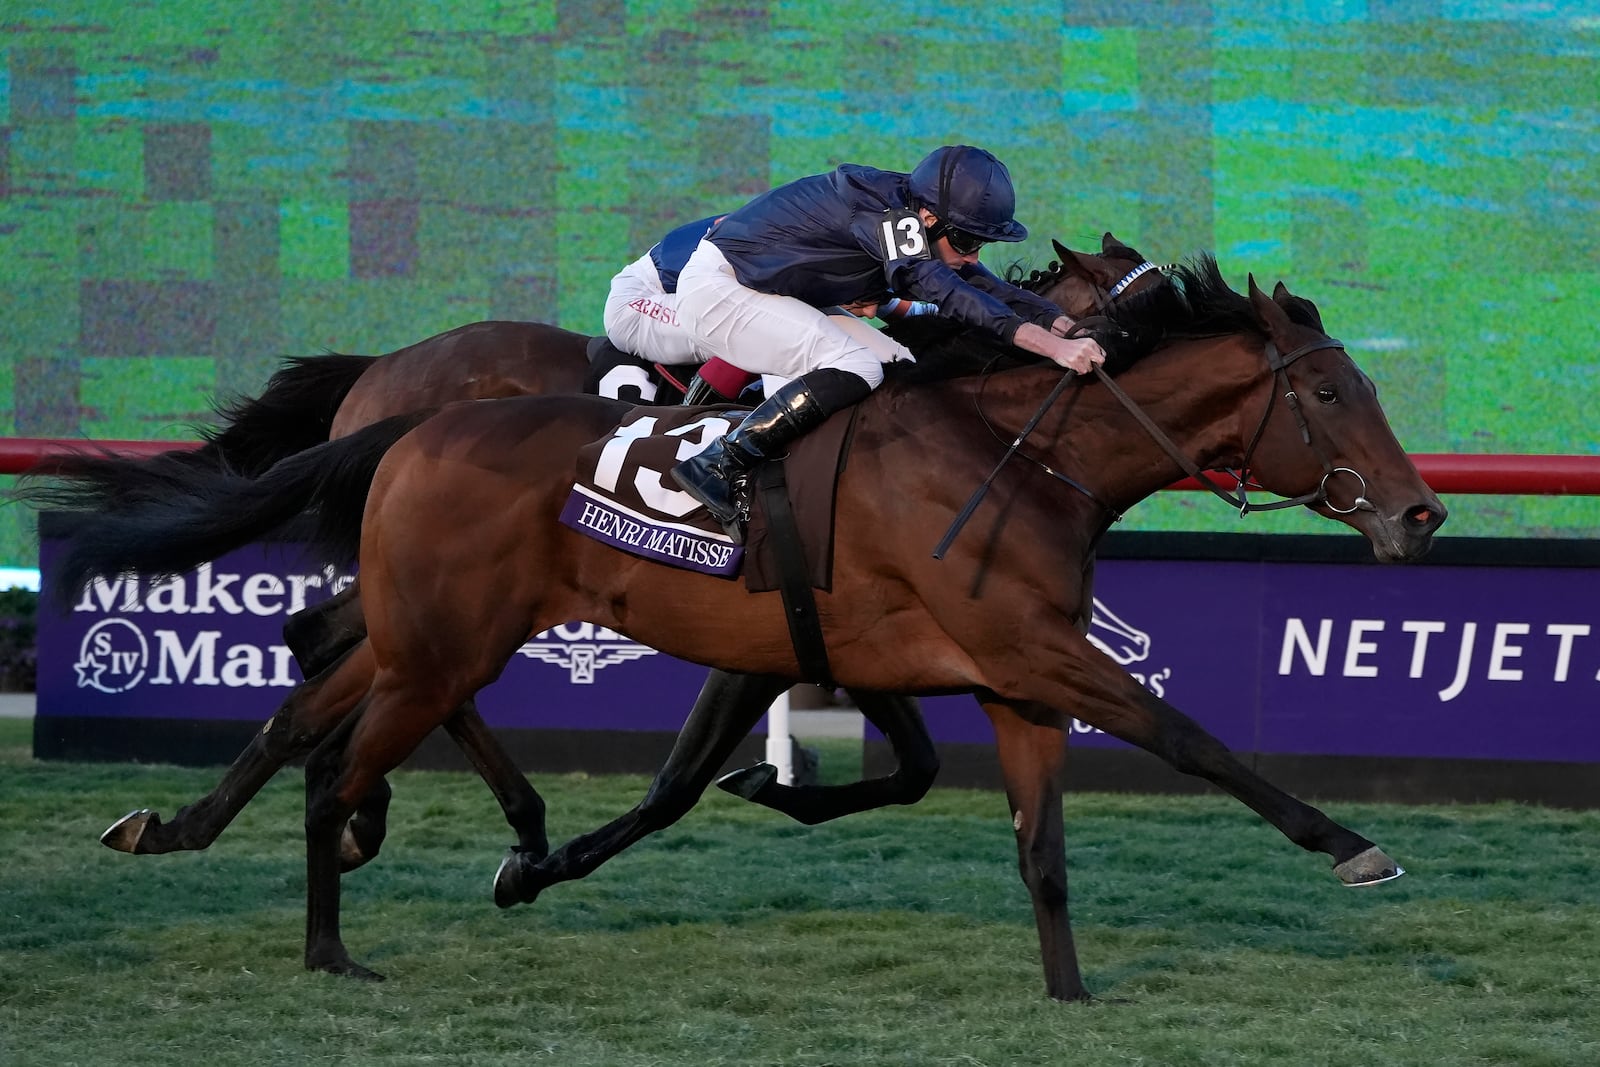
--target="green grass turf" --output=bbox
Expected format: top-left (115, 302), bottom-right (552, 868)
top-left (1, 728), bottom-right (1596, 1066)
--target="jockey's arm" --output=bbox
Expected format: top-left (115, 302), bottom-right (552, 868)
top-left (1012, 321), bottom-right (1105, 374)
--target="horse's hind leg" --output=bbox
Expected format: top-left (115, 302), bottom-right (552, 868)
top-left (283, 589), bottom-right (550, 871)
top-left (283, 582), bottom-right (365, 677)
top-left (494, 670), bottom-right (786, 908)
top-left (302, 679), bottom-right (457, 980)
top-left (442, 700), bottom-right (548, 857)
top-left (334, 698), bottom-right (550, 872)
top-left (981, 699), bottom-right (1090, 1003)
top-left (273, 584), bottom-right (404, 873)
top-left (717, 690), bottom-right (938, 824)
top-left (101, 642), bottom-right (375, 855)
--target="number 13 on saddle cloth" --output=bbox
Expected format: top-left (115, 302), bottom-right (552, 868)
top-left (560, 405), bottom-right (851, 590)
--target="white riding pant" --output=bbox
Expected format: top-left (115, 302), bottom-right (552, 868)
top-left (602, 253), bottom-right (704, 366)
top-left (674, 240), bottom-right (912, 390)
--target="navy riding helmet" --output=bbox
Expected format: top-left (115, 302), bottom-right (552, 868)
top-left (907, 145), bottom-right (1028, 243)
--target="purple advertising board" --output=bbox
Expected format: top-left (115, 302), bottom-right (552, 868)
top-left (37, 529), bottom-right (1600, 770)
top-left (36, 536), bottom-right (731, 736)
top-left (905, 557), bottom-right (1600, 764)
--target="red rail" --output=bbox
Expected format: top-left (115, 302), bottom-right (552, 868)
top-left (0, 438), bottom-right (200, 475)
top-left (3, 438), bottom-right (1600, 495)
top-left (1168, 454), bottom-right (1600, 496)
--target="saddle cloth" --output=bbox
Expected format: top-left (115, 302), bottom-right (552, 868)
top-left (560, 406), bottom-right (853, 592)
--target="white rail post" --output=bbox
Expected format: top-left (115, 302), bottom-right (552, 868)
top-left (765, 687), bottom-right (793, 785)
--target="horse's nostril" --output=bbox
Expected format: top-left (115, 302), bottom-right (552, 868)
top-left (1405, 505), bottom-right (1442, 529)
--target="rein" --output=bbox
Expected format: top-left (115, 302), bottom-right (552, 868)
top-left (931, 260), bottom-right (1163, 560)
top-left (931, 366), bottom-right (1081, 560)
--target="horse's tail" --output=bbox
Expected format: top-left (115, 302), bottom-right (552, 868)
top-left (40, 410), bottom-right (432, 607)
top-left (203, 353), bottom-right (376, 475)
top-left (22, 354), bottom-right (376, 516)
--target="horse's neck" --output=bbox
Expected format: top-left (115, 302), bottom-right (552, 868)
top-left (951, 337), bottom-right (1267, 513)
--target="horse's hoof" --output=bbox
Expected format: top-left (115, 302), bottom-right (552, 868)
top-left (1334, 845), bottom-right (1406, 886)
top-left (338, 824), bottom-right (374, 873)
top-left (494, 851), bottom-right (526, 909)
top-left (101, 809), bottom-right (158, 853)
top-left (306, 952), bottom-right (386, 982)
top-left (716, 762), bottom-right (778, 801)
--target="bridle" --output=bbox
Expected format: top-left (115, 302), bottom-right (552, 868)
top-left (933, 290), bottom-right (1376, 559)
top-left (1104, 260), bottom-right (1168, 303)
top-left (1091, 335), bottom-right (1377, 517)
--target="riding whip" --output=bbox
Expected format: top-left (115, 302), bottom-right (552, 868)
top-left (932, 368), bottom-right (1077, 560)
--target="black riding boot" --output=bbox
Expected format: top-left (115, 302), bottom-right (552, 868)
top-left (671, 373), bottom-right (840, 526)
top-left (584, 335), bottom-right (657, 404)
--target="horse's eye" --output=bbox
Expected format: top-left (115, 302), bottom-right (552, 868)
top-left (1316, 384), bottom-right (1339, 405)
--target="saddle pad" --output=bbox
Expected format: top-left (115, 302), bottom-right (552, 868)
top-left (560, 405), bottom-right (852, 590)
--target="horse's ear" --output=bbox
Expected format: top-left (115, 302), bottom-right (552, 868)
top-left (1271, 280), bottom-right (1326, 331)
top-left (1054, 240), bottom-right (1113, 284)
top-left (1248, 274), bottom-right (1295, 341)
top-left (1100, 230), bottom-right (1146, 263)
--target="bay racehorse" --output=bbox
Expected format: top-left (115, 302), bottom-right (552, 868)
top-left (67, 236), bottom-right (1170, 868)
top-left (39, 259), bottom-right (1445, 998)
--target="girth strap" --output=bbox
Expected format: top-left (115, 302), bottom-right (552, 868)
top-left (756, 461), bottom-right (833, 687)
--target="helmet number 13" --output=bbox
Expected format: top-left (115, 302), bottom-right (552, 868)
top-left (878, 209), bottom-right (928, 260)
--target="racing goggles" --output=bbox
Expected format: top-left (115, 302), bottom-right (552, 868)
top-left (932, 222), bottom-right (987, 256)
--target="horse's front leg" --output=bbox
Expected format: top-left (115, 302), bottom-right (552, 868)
top-left (494, 669), bottom-right (786, 907)
top-left (1058, 653), bottom-right (1400, 884)
top-left (979, 697), bottom-right (1089, 1002)
top-left (101, 643), bottom-right (373, 856)
top-left (717, 690), bottom-right (938, 824)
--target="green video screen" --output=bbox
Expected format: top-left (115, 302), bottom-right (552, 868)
top-left (4, 2), bottom-right (1597, 572)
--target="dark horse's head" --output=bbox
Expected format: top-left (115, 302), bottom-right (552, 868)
top-left (1095, 257), bottom-right (1446, 562)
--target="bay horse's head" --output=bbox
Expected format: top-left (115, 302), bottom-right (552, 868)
top-left (1235, 274), bottom-right (1446, 561)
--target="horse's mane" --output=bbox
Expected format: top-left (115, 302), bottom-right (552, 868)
top-left (1001, 236), bottom-right (1146, 297)
top-left (1093, 254), bottom-right (1256, 365)
top-left (882, 252), bottom-right (1268, 387)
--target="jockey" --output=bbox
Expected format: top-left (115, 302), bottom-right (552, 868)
top-left (586, 214), bottom-right (724, 403)
top-left (669, 144), bottom-right (1107, 527)
top-left (590, 215), bottom-right (923, 406)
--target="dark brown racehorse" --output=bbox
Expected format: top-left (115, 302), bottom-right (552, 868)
top-left (40, 259), bottom-right (1446, 999)
top-left (70, 236), bottom-right (1168, 867)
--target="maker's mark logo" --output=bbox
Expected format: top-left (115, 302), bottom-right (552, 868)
top-left (517, 622), bottom-right (657, 684)
top-left (75, 619), bottom-right (150, 693)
